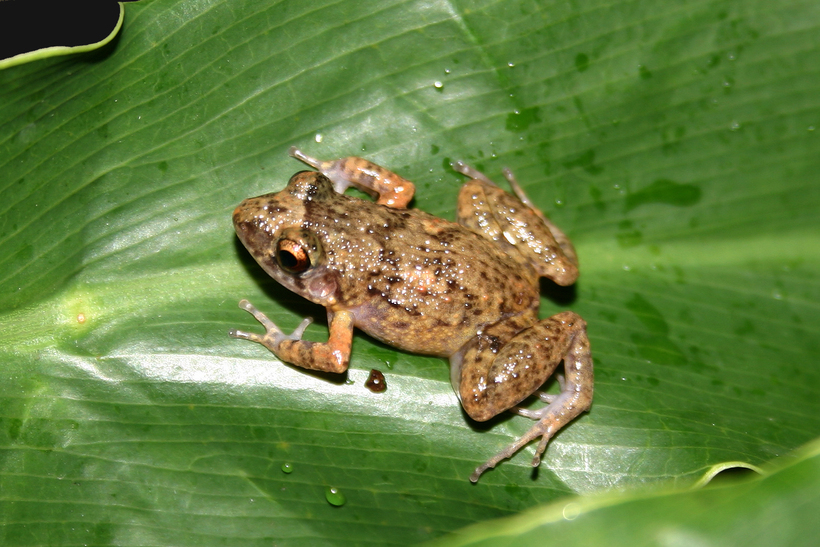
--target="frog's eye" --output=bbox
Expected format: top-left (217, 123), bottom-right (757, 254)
top-left (274, 227), bottom-right (322, 275)
top-left (276, 239), bottom-right (311, 274)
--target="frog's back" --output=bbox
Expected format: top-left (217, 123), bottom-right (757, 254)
top-left (308, 191), bottom-right (540, 356)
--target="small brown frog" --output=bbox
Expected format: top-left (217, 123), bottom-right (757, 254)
top-left (230, 147), bottom-right (593, 482)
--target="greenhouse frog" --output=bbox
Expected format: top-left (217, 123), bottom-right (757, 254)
top-left (230, 147), bottom-right (593, 482)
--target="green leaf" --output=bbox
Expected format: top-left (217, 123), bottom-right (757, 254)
top-left (1, 0), bottom-right (818, 544)
top-left (432, 438), bottom-right (820, 547)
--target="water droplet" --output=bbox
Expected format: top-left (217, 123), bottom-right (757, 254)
top-left (730, 121), bottom-right (740, 131)
top-left (281, 462), bottom-right (293, 474)
top-left (314, 133), bottom-right (323, 143)
top-left (772, 291), bottom-right (783, 300)
top-left (562, 502), bottom-right (581, 520)
top-left (727, 52), bottom-right (736, 61)
top-left (433, 81), bottom-right (444, 90)
top-left (325, 487), bottom-right (346, 506)
top-left (444, 68), bottom-right (451, 74)
top-left (808, 126), bottom-right (815, 132)
top-left (507, 62), bottom-right (515, 67)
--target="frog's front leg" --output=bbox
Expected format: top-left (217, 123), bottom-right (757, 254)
top-left (289, 147), bottom-right (415, 208)
top-left (229, 299), bottom-right (353, 373)
top-left (452, 311), bottom-right (593, 482)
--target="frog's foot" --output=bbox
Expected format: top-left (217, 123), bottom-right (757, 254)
top-left (450, 161), bottom-right (498, 186)
top-left (508, 373), bottom-right (566, 414)
top-left (501, 167), bottom-right (535, 208)
top-left (470, 389), bottom-right (586, 483)
top-left (229, 299), bottom-right (312, 352)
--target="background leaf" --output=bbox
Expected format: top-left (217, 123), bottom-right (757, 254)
top-left (1, 0), bottom-right (819, 544)
top-left (434, 438), bottom-right (820, 547)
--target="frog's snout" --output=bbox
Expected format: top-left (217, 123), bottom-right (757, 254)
top-left (232, 201), bottom-right (247, 226)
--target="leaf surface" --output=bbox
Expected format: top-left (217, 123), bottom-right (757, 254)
top-left (1, 0), bottom-right (819, 544)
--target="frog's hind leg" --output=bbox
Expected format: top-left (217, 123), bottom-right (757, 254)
top-left (453, 311), bottom-right (593, 483)
top-left (289, 147), bottom-right (415, 208)
top-left (501, 167), bottom-right (579, 269)
top-left (453, 162), bottom-right (578, 286)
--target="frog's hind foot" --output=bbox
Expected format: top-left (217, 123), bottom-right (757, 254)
top-left (469, 418), bottom-right (555, 483)
top-left (470, 385), bottom-right (590, 483)
top-left (511, 375), bottom-right (565, 408)
top-left (501, 167), bottom-right (535, 207)
top-left (450, 161), bottom-right (498, 186)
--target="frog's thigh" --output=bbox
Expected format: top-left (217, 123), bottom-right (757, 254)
top-left (458, 311), bottom-right (592, 422)
top-left (456, 180), bottom-right (578, 286)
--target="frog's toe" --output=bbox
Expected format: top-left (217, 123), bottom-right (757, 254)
top-left (231, 298), bottom-right (298, 350)
top-left (451, 161), bottom-right (497, 186)
top-left (501, 167), bottom-right (534, 207)
top-left (510, 405), bottom-right (549, 419)
top-left (284, 317), bottom-right (313, 341)
top-left (288, 146), bottom-right (321, 168)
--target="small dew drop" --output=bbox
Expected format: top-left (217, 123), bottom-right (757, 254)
top-left (562, 503), bottom-right (581, 520)
top-left (281, 462), bottom-right (293, 474)
top-left (314, 133), bottom-right (323, 143)
top-left (772, 291), bottom-right (783, 300)
top-left (808, 126), bottom-right (815, 132)
top-left (623, 264), bottom-right (631, 271)
top-left (325, 487), bottom-right (346, 507)
top-left (730, 121), bottom-right (740, 131)
top-left (76, 313), bottom-right (86, 324)
top-left (728, 52), bottom-right (736, 61)
top-left (507, 62), bottom-right (515, 67)
top-left (433, 81), bottom-right (444, 91)
top-left (444, 68), bottom-right (451, 74)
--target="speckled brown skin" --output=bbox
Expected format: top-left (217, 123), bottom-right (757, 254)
top-left (230, 150), bottom-right (594, 482)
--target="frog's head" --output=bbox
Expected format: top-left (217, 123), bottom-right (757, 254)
top-left (233, 171), bottom-right (340, 306)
